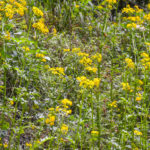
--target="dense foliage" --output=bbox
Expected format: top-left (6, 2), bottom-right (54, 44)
top-left (0, 0), bottom-right (149, 149)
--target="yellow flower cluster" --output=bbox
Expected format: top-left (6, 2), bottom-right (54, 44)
top-left (140, 52), bottom-right (150, 69)
top-left (4, 31), bottom-right (11, 40)
top-left (125, 58), bottom-right (135, 69)
top-left (77, 52), bottom-right (89, 57)
top-left (36, 53), bottom-right (46, 62)
top-left (144, 13), bottom-right (150, 21)
top-left (61, 99), bottom-right (72, 106)
top-left (61, 124), bottom-right (68, 134)
top-left (3, 143), bottom-right (8, 148)
top-left (22, 46), bottom-right (29, 52)
top-left (36, 53), bottom-right (45, 58)
top-left (49, 67), bottom-right (65, 76)
top-left (109, 100), bottom-right (117, 107)
top-left (136, 93), bottom-right (142, 101)
top-left (48, 100), bottom-right (72, 118)
top-left (134, 5), bottom-right (143, 13)
top-left (72, 48), bottom-right (81, 52)
top-left (0, 14), bottom-right (2, 21)
top-left (92, 53), bottom-right (102, 63)
top-left (79, 56), bottom-right (92, 66)
top-left (5, 4), bottom-right (14, 19)
top-left (85, 66), bottom-right (97, 73)
top-left (126, 23), bottom-right (137, 29)
top-left (45, 115), bottom-right (55, 126)
top-left (91, 130), bottom-right (99, 135)
top-left (147, 3), bottom-right (150, 10)
top-left (134, 130), bottom-right (142, 135)
top-left (64, 49), bottom-right (70, 52)
top-left (121, 82), bottom-right (132, 92)
top-left (77, 76), bottom-right (100, 89)
top-left (55, 106), bottom-right (72, 116)
top-left (52, 28), bottom-right (57, 36)
top-left (105, 0), bottom-right (116, 4)
top-left (0, 1), bottom-right (5, 11)
top-left (97, 5), bottom-right (103, 10)
top-left (122, 5), bottom-right (135, 14)
top-left (32, 18), bottom-right (49, 34)
top-left (4, 0), bottom-right (27, 19)
top-left (32, 6), bottom-right (44, 17)
top-left (14, 1), bottom-right (27, 16)
top-left (124, 16), bottom-right (142, 24)
top-left (26, 143), bottom-right (32, 147)
top-left (123, 5), bottom-right (143, 14)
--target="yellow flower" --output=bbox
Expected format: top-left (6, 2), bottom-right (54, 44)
top-left (93, 78), bottom-right (101, 88)
top-left (0, 14), bottom-right (2, 21)
top-left (92, 53), bottom-right (102, 63)
top-left (3, 143), bottom-right (8, 148)
top-left (91, 131), bottom-right (99, 135)
top-left (49, 67), bottom-right (65, 76)
top-left (122, 5), bottom-right (135, 14)
top-left (36, 53), bottom-right (45, 58)
top-left (32, 18), bottom-right (49, 34)
top-left (144, 13), bottom-right (150, 21)
top-left (10, 100), bottom-right (14, 105)
top-left (14, 2), bottom-right (27, 16)
top-left (52, 28), bottom-right (57, 36)
top-left (147, 3), bottom-right (150, 10)
top-left (4, 31), bottom-right (11, 40)
top-left (121, 82), bottom-right (132, 92)
top-left (64, 49), bottom-right (70, 52)
top-left (134, 130), bottom-right (142, 135)
top-left (32, 6), bottom-right (43, 17)
top-left (61, 124), bottom-right (68, 134)
top-left (56, 106), bottom-right (61, 112)
top-left (75, 5), bottom-right (79, 8)
top-left (134, 5), bottom-right (143, 13)
top-left (140, 52), bottom-right (150, 69)
top-left (26, 142), bottom-right (32, 147)
top-left (127, 23), bottom-right (137, 29)
top-left (97, 5), bottom-right (103, 9)
top-left (136, 93), bottom-right (142, 101)
top-left (85, 66), bottom-right (97, 73)
top-left (126, 16), bottom-right (141, 22)
top-left (109, 101), bottom-right (117, 107)
top-left (77, 76), bottom-right (100, 89)
top-left (77, 52), bottom-right (89, 57)
top-left (42, 58), bottom-right (46, 62)
top-left (72, 48), bottom-right (80, 52)
top-left (79, 57), bottom-right (92, 66)
top-left (138, 80), bottom-right (143, 85)
top-left (19, 0), bottom-right (27, 7)
top-left (66, 110), bottom-right (72, 115)
top-left (22, 46), bottom-right (30, 52)
top-left (5, 4), bottom-right (14, 19)
top-left (61, 99), bottom-right (72, 106)
top-left (45, 116), bottom-right (55, 126)
top-left (49, 107), bottom-right (54, 111)
top-left (125, 58), bottom-right (135, 69)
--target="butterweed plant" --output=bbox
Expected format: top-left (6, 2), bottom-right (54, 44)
top-left (0, 0), bottom-right (149, 149)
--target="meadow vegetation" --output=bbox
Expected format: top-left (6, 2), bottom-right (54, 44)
top-left (0, 0), bottom-right (149, 149)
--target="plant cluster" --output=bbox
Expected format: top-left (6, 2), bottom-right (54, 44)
top-left (0, 0), bottom-right (149, 149)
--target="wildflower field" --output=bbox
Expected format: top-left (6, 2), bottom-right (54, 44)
top-left (0, 0), bottom-right (149, 149)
